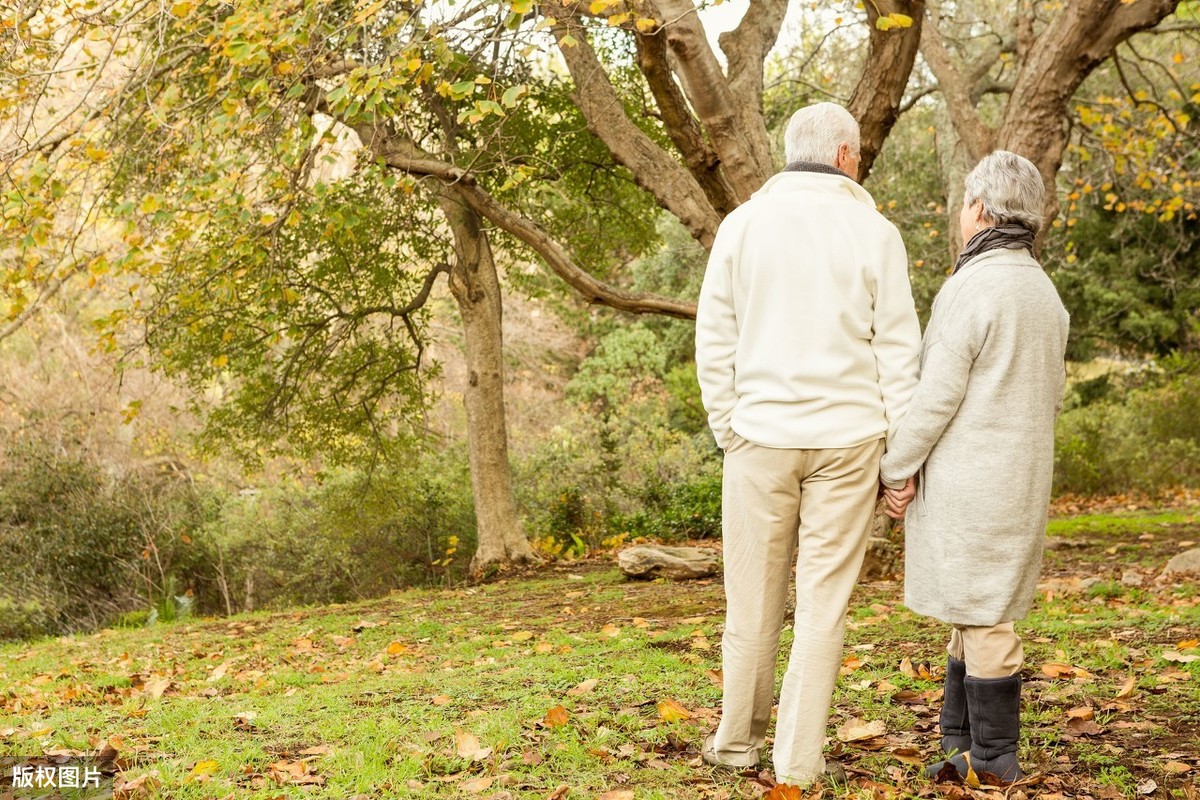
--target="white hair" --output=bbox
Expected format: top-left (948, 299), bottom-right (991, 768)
top-left (783, 102), bottom-right (860, 166)
top-left (963, 150), bottom-right (1046, 234)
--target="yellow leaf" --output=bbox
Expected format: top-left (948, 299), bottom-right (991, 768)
top-left (601, 623), bottom-right (621, 638)
top-left (544, 705), bottom-right (570, 728)
top-left (510, 631), bottom-right (534, 642)
top-left (386, 641), bottom-right (408, 655)
top-left (635, 17), bottom-right (657, 33)
top-left (875, 16), bottom-right (893, 30)
top-left (431, 694), bottom-right (451, 706)
top-left (169, 1), bottom-right (193, 17)
top-left (351, 0), bottom-right (387, 25)
top-left (187, 760), bottom-right (219, 781)
top-left (656, 698), bottom-right (692, 722)
top-left (1115, 675), bottom-right (1137, 699)
top-left (888, 12), bottom-right (914, 27)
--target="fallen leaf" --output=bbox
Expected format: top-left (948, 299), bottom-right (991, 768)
top-left (891, 746), bottom-right (925, 766)
top-left (187, 760), bottom-right (219, 782)
top-left (546, 786), bottom-right (570, 799)
top-left (1137, 779), bottom-right (1158, 795)
top-left (431, 694), bottom-right (452, 706)
top-left (706, 669), bottom-right (724, 687)
top-left (765, 784), bottom-right (805, 800)
top-left (461, 776), bottom-right (494, 793)
top-left (1066, 717), bottom-right (1103, 736)
top-left (1162, 650), bottom-right (1200, 663)
top-left (142, 676), bottom-right (170, 699)
top-left (1164, 762), bottom-right (1192, 774)
top-left (1041, 662), bottom-right (1075, 679)
top-left (112, 773), bottom-right (161, 800)
top-left (386, 641), bottom-right (408, 656)
top-left (208, 662), bottom-right (230, 682)
top-left (900, 657), bottom-right (918, 678)
top-left (510, 631), bottom-right (534, 642)
top-left (1115, 675), bottom-right (1137, 698)
top-left (455, 730), bottom-right (492, 761)
top-left (656, 699), bottom-right (692, 722)
top-left (601, 624), bottom-right (621, 638)
top-left (836, 717), bottom-right (886, 742)
top-left (567, 678), bottom-right (599, 697)
top-left (534, 642), bottom-right (555, 654)
top-left (1066, 706), bottom-right (1094, 721)
top-left (597, 792), bottom-right (635, 800)
top-left (544, 705), bottom-right (570, 728)
top-left (1178, 639), bottom-right (1198, 650)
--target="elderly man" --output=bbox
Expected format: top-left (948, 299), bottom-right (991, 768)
top-left (695, 102), bottom-right (921, 785)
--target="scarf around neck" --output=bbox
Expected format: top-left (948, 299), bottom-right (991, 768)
top-left (952, 224), bottom-right (1036, 275)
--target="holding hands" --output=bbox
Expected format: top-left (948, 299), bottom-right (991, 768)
top-left (882, 476), bottom-right (917, 520)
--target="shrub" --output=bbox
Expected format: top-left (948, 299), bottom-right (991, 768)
top-left (1055, 357), bottom-right (1200, 495)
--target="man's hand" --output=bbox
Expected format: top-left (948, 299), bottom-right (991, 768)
top-left (882, 476), bottom-right (916, 520)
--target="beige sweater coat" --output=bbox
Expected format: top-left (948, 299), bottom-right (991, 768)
top-left (880, 248), bottom-right (1070, 626)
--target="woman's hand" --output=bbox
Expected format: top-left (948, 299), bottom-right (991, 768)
top-left (882, 476), bottom-right (917, 520)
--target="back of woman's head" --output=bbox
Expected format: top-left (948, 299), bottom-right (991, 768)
top-left (964, 151), bottom-right (1045, 234)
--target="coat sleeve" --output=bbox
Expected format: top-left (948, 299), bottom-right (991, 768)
top-left (695, 223), bottom-right (739, 450)
top-left (870, 225), bottom-right (922, 444)
top-left (878, 288), bottom-right (985, 488)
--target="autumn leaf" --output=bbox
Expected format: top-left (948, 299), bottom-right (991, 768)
top-left (598, 791), bottom-right (635, 800)
top-left (460, 776), bottom-right (494, 793)
top-left (455, 730), bottom-right (493, 761)
top-left (567, 678), bottom-right (599, 696)
top-left (112, 773), bottom-right (161, 799)
top-left (656, 698), bottom-right (692, 722)
top-left (386, 641), bottom-right (408, 655)
top-left (836, 717), bottom-right (886, 742)
top-left (141, 676), bottom-right (170, 699)
top-left (1162, 650), bottom-right (1200, 663)
top-left (544, 705), bottom-right (570, 728)
top-left (1041, 662), bottom-right (1076, 678)
top-left (601, 623), bottom-right (621, 638)
top-left (510, 630), bottom-right (534, 642)
top-left (431, 694), bottom-right (452, 706)
top-left (765, 783), bottom-right (805, 800)
top-left (186, 760), bottom-right (219, 782)
top-left (1115, 675), bottom-right (1137, 698)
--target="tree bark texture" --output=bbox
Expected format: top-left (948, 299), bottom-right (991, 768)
top-left (848, 0), bottom-right (926, 181)
top-left (438, 195), bottom-right (537, 573)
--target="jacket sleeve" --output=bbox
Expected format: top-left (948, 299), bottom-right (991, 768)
top-left (870, 225), bottom-right (922, 444)
top-left (695, 223), bottom-right (739, 450)
top-left (878, 289), bottom-right (984, 488)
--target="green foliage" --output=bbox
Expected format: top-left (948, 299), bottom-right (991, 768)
top-left (1055, 357), bottom-right (1200, 494)
top-left (207, 450), bottom-right (476, 610)
top-left (0, 434), bottom-right (215, 640)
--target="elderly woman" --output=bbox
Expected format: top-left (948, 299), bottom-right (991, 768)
top-left (880, 151), bottom-right (1069, 783)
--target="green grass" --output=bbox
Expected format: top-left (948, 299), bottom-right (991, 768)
top-left (2, 510), bottom-right (1199, 799)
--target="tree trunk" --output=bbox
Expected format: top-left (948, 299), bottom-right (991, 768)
top-left (439, 195), bottom-right (537, 574)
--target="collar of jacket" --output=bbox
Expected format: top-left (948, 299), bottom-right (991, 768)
top-left (755, 166), bottom-right (877, 208)
top-left (782, 160), bottom-right (848, 177)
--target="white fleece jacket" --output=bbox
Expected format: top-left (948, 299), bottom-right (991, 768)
top-left (695, 170), bottom-right (921, 450)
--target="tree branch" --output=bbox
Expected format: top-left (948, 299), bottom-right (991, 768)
top-left (552, 20), bottom-right (721, 248)
top-left (919, 11), bottom-right (995, 161)
top-left (848, 0), bottom-right (925, 181)
top-left (651, 0), bottom-right (773, 200)
top-left (634, 27), bottom-right (737, 215)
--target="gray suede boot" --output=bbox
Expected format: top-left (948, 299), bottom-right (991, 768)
top-left (963, 674), bottom-right (1023, 783)
top-left (925, 657), bottom-right (971, 777)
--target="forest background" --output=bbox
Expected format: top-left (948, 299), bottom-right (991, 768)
top-left (1, 0), bottom-right (1199, 640)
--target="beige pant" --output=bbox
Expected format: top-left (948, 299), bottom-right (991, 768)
top-left (712, 435), bottom-right (884, 785)
top-left (947, 622), bottom-right (1024, 678)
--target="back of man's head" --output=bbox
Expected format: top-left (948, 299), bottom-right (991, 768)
top-left (784, 103), bottom-right (860, 166)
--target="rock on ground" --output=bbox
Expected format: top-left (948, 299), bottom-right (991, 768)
top-left (618, 545), bottom-right (719, 580)
top-left (1163, 547), bottom-right (1200, 577)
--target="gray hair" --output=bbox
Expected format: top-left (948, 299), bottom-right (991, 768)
top-left (963, 150), bottom-right (1046, 234)
top-left (783, 102), bottom-right (860, 166)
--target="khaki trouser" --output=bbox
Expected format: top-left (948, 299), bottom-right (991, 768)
top-left (712, 435), bottom-right (884, 785)
top-left (947, 622), bottom-right (1024, 678)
